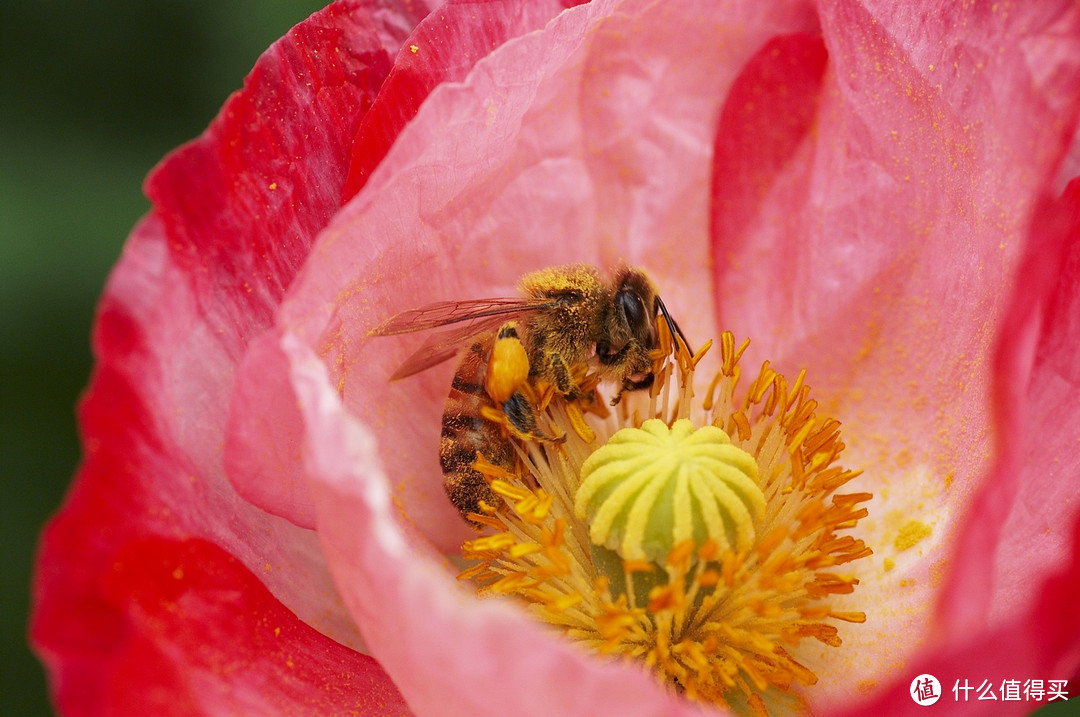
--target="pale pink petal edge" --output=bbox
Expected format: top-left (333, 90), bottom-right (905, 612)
top-left (285, 332), bottom-right (719, 717)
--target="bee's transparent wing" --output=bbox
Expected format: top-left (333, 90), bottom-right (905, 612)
top-left (372, 297), bottom-right (554, 380)
top-left (371, 297), bottom-right (553, 336)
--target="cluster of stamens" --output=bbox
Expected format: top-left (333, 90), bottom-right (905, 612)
top-left (458, 324), bottom-right (872, 715)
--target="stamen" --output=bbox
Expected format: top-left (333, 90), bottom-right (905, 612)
top-left (565, 402), bottom-right (597, 443)
top-left (456, 324), bottom-right (872, 714)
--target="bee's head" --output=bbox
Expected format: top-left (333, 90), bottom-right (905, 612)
top-left (594, 268), bottom-right (683, 392)
top-left (602, 267), bottom-right (688, 355)
top-left (609, 268), bottom-right (660, 352)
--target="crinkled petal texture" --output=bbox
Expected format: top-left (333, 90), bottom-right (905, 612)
top-left (261, 0), bottom-right (1080, 714)
top-left (835, 182), bottom-right (1080, 716)
top-left (225, 0), bottom-right (583, 537)
top-left (33, 1), bottom-right (590, 715)
top-left (35, 1), bottom-right (1080, 717)
top-left (710, 1), bottom-right (1080, 711)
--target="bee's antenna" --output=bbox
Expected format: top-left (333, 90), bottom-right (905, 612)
top-left (656, 296), bottom-right (692, 356)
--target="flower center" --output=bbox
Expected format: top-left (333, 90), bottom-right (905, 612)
top-left (576, 418), bottom-right (764, 564)
top-left (459, 325), bottom-right (872, 715)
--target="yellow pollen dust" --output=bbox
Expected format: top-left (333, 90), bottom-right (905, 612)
top-left (458, 320), bottom-right (872, 714)
top-left (894, 520), bottom-right (932, 552)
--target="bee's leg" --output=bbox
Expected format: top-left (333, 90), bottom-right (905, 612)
top-left (545, 352), bottom-right (579, 400)
top-left (609, 373), bottom-right (655, 406)
top-left (502, 391), bottom-right (565, 444)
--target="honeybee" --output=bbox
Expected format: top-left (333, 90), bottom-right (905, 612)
top-left (372, 264), bottom-right (689, 523)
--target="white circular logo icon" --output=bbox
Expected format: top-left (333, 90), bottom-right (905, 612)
top-left (910, 674), bottom-right (941, 706)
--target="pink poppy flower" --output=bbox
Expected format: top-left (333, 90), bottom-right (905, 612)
top-left (32, 0), bottom-right (1080, 715)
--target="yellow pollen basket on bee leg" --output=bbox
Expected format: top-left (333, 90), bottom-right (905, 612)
top-left (459, 317), bottom-right (872, 716)
top-left (484, 323), bottom-right (531, 404)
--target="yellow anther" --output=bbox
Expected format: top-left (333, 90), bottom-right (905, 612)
top-left (697, 569), bottom-right (720, 587)
top-left (510, 543), bottom-right (543, 558)
top-left (490, 480), bottom-right (531, 502)
top-left (622, 559), bottom-right (657, 573)
top-left (463, 532), bottom-right (516, 553)
top-left (689, 338), bottom-right (713, 370)
top-left (551, 593), bottom-right (584, 611)
top-left (465, 512), bottom-right (507, 530)
top-left (565, 401), bottom-right (596, 443)
top-left (471, 453), bottom-right (512, 481)
top-left (491, 571), bottom-right (535, 593)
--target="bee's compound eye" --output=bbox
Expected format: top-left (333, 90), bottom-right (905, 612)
top-left (617, 289), bottom-right (647, 331)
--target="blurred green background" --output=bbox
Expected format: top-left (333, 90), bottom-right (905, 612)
top-left (1, 1), bottom-right (324, 714)
top-left (1, 1), bottom-right (1074, 716)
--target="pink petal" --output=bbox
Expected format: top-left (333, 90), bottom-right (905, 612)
top-left (227, 0), bottom-right (579, 537)
top-left (33, 1), bottom-right (430, 705)
top-left (273, 0), bottom-right (821, 550)
top-left (271, 0), bottom-right (946, 713)
top-left (342, 0), bottom-right (585, 201)
top-left (709, 0), bottom-right (1080, 704)
top-left (941, 180), bottom-right (1080, 632)
top-left (984, 179), bottom-right (1080, 609)
top-left (228, 333), bottom-right (317, 527)
top-left (831, 175), bottom-right (1080, 717)
top-left (986, 178), bottom-right (1080, 622)
top-left (37, 535), bottom-right (407, 716)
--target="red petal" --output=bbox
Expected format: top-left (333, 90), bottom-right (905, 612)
top-left (36, 536), bottom-right (408, 716)
top-left (148, 0), bottom-right (429, 325)
top-left (33, 1), bottom-right (428, 709)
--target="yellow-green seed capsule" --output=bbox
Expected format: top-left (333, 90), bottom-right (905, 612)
top-left (574, 418), bottom-right (765, 563)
